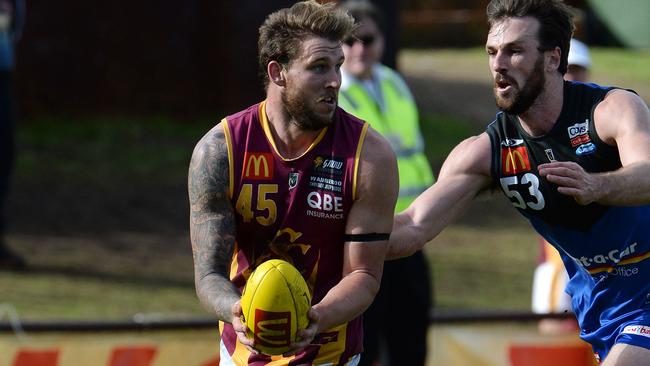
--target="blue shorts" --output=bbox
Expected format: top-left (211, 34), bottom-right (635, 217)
top-left (588, 314), bottom-right (650, 362)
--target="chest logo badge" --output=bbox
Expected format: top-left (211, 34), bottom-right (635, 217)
top-left (501, 146), bottom-right (531, 175)
top-left (567, 120), bottom-right (597, 156)
top-left (545, 148), bottom-right (556, 162)
top-left (244, 152), bottom-right (274, 180)
top-left (288, 172), bottom-right (299, 190)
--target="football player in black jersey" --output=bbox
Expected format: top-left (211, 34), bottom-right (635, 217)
top-left (387, 0), bottom-right (650, 364)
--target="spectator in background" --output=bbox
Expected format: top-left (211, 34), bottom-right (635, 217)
top-left (565, 38), bottom-right (591, 82)
top-left (0, 0), bottom-right (25, 269)
top-left (531, 38), bottom-right (591, 335)
top-left (338, 1), bottom-right (434, 365)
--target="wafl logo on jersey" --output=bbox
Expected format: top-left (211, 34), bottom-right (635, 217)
top-left (312, 156), bottom-right (344, 176)
top-left (567, 120), bottom-right (596, 156)
top-left (309, 156), bottom-right (344, 193)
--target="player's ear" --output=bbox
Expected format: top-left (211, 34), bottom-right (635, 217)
top-left (546, 46), bottom-right (561, 72)
top-left (268, 61), bottom-right (286, 87)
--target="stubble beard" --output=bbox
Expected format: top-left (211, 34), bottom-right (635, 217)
top-left (281, 83), bottom-right (334, 131)
top-left (494, 55), bottom-right (546, 115)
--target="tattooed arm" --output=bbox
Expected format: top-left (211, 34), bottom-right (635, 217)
top-left (188, 122), bottom-right (241, 322)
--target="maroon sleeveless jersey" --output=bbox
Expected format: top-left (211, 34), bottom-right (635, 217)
top-left (221, 101), bottom-right (369, 365)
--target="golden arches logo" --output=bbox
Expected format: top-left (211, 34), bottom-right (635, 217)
top-left (505, 150), bottom-right (525, 171)
top-left (244, 153), bottom-right (273, 179)
top-left (501, 147), bottom-right (531, 175)
top-left (254, 310), bottom-right (291, 346)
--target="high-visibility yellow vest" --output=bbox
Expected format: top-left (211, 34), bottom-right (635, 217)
top-left (339, 65), bottom-right (435, 212)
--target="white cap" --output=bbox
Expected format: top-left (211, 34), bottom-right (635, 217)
top-left (568, 38), bottom-right (591, 69)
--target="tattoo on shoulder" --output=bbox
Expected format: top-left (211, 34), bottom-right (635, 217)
top-left (189, 128), bottom-right (231, 225)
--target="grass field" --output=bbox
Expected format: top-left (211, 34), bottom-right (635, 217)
top-left (2, 47), bottom-right (648, 321)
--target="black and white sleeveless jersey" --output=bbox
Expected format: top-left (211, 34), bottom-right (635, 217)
top-left (486, 81), bottom-right (621, 230)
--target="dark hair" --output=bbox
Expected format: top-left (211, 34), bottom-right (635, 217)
top-left (487, 0), bottom-right (575, 74)
top-left (258, 0), bottom-right (356, 88)
top-left (339, 0), bottom-right (385, 34)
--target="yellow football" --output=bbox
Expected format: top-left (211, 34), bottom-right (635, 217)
top-left (240, 259), bottom-right (312, 355)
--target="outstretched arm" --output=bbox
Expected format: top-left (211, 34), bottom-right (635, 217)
top-left (539, 89), bottom-right (650, 205)
top-left (387, 133), bottom-right (493, 259)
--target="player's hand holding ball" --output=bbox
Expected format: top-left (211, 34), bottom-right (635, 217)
top-left (240, 259), bottom-right (313, 355)
top-left (283, 307), bottom-right (320, 356)
top-left (231, 301), bottom-right (258, 354)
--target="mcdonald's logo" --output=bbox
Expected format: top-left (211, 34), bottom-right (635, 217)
top-left (501, 146), bottom-right (531, 175)
top-left (253, 309), bottom-right (291, 347)
top-left (244, 153), bottom-right (274, 180)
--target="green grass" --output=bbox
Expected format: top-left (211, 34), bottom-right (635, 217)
top-left (5, 116), bottom-right (212, 320)
top-left (590, 48), bottom-right (650, 96)
top-left (420, 113), bottom-right (480, 169)
top-left (428, 222), bottom-right (537, 310)
top-left (16, 115), bottom-right (205, 186)
top-left (0, 273), bottom-right (201, 320)
top-left (1, 234), bottom-right (204, 320)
